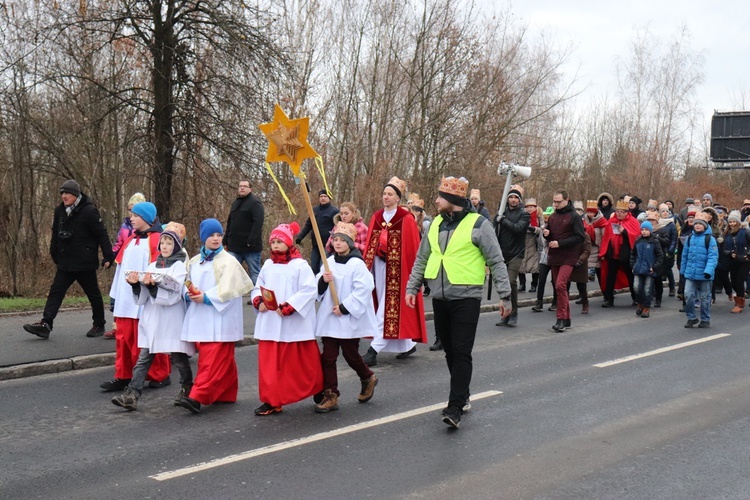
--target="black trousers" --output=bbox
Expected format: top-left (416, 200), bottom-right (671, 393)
top-left (604, 259), bottom-right (634, 303)
top-left (43, 268), bottom-right (105, 329)
top-left (432, 298), bottom-right (481, 411)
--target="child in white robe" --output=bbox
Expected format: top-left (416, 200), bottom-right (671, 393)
top-left (314, 223), bottom-right (379, 413)
top-left (250, 222), bottom-right (323, 416)
top-left (176, 218), bottom-right (253, 414)
top-left (111, 224), bottom-right (195, 411)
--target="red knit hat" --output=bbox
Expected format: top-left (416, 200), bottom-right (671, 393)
top-left (269, 221), bottom-right (300, 247)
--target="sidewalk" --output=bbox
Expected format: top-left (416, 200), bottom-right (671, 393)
top-left (0, 286), bottom-right (603, 381)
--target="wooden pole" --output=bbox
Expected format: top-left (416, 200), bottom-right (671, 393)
top-left (300, 179), bottom-right (339, 305)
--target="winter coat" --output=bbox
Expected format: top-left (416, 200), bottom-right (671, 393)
top-left (494, 205), bottom-right (530, 263)
top-left (679, 226), bottom-right (719, 281)
top-left (111, 217), bottom-right (134, 257)
top-left (297, 202), bottom-right (339, 247)
top-left (630, 234), bottom-right (665, 277)
top-left (50, 193), bottom-right (114, 272)
top-left (652, 222), bottom-right (676, 276)
top-left (723, 227), bottom-right (749, 262)
top-left (545, 201), bottom-right (585, 267)
top-left (520, 227), bottom-right (542, 274)
top-left (224, 193), bottom-right (265, 253)
top-left (570, 232), bottom-right (592, 284)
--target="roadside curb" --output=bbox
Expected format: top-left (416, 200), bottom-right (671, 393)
top-left (0, 287), bottom-right (619, 382)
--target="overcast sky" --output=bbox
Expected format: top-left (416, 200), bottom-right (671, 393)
top-left (480, 0), bottom-right (749, 125)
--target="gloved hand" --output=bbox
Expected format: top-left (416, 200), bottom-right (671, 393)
top-left (704, 273), bottom-right (711, 280)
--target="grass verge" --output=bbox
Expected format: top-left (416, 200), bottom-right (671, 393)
top-left (0, 296), bottom-right (93, 313)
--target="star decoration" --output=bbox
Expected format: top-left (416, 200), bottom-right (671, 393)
top-left (259, 104), bottom-right (319, 176)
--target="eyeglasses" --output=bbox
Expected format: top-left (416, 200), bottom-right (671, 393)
top-left (552, 199), bottom-right (565, 205)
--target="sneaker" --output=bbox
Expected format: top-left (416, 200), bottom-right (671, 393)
top-left (635, 307), bottom-right (643, 316)
top-left (177, 396), bottom-right (201, 414)
top-left (654, 300), bottom-right (661, 308)
top-left (548, 303), bottom-right (557, 311)
top-left (698, 321), bottom-right (710, 328)
top-left (395, 345), bottom-right (417, 359)
top-left (531, 301), bottom-right (543, 312)
top-left (254, 402), bottom-right (282, 416)
top-left (601, 301), bottom-right (614, 308)
top-left (358, 375), bottom-right (378, 403)
top-left (462, 398), bottom-right (471, 413)
top-left (495, 315), bottom-right (510, 327)
top-left (174, 385), bottom-right (192, 406)
top-left (669, 289), bottom-right (675, 297)
top-left (147, 377), bottom-right (172, 389)
top-left (529, 285), bottom-right (537, 293)
top-left (24, 320), bottom-right (51, 339)
top-left (86, 325), bottom-right (105, 338)
top-left (684, 318), bottom-right (699, 328)
top-left (363, 347), bottom-right (378, 367)
top-left (111, 387), bottom-right (139, 411)
top-left (641, 308), bottom-right (650, 318)
top-left (506, 314), bottom-right (518, 327)
top-left (315, 390), bottom-right (339, 413)
top-left (442, 407), bottom-right (461, 429)
top-left (102, 328), bottom-right (117, 339)
top-left (100, 378), bottom-right (131, 392)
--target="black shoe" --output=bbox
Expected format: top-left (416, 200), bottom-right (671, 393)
top-left (496, 315), bottom-right (510, 326)
top-left (698, 321), bottom-right (710, 328)
top-left (429, 339), bottom-right (443, 351)
top-left (564, 319), bottom-right (571, 328)
top-left (177, 396), bottom-right (201, 414)
top-left (529, 285), bottom-right (537, 293)
top-left (100, 378), bottom-right (131, 392)
top-left (531, 301), bottom-right (543, 312)
top-left (601, 300), bottom-right (614, 308)
top-left (147, 377), bottom-right (172, 389)
top-left (654, 300), bottom-right (661, 308)
top-left (552, 319), bottom-right (566, 332)
top-left (684, 319), bottom-right (699, 328)
top-left (548, 303), bottom-right (557, 311)
top-left (506, 314), bottom-right (518, 327)
top-left (442, 407), bottom-right (461, 429)
top-left (254, 402), bottom-right (282, 416)
top-left (86, 325), bottom-right (105, 338)
top-left (363, 347), bottom-right (378, 366)
top-left (518, 284), bottom-right (526, 292)
top-left (575, 298), bottom-right (583, 304)
top-left (669, 289), bottom-right (675, 297)
top-left (396, 346), bottom-right (417, 359)
top-left (679, 306), bottom-right (686, 312)
top-left (632, 301), bottom-right (638, 307)
top-left (174, 385), bottom-right (193, 406)
top-left (24, 320), bottom-right (51, 339)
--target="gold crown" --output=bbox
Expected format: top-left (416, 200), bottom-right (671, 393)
top-left (332, 222), bottom-right (357, 241)
top-left (385, 176), bottom-right (406, 197)
top-left (439, 176), bottom-right (469, 198)
top-left (407, 192), bottom-right (425, 208)
top-left (470, 188), bottom-right (481, 199)
top-left (586, 200), bottom-right (598, 211)
top-left (615, 200), bottom-right (629, 211)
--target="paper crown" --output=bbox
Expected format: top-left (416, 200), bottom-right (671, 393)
top-left (573, 201), bottom-right (584, 210)
top-left (647, 199), bottom-right (658, 209)
top-left (525, 198), bottom-right (537, 207)
top-left (385, 176), bottom-right (406, 197)
top-left (695, 211), bottom-right (712, 223)
top-left (438, 176), bottom-right (469, 198)
top-left (586, 200), bottom-right (598, 211)
top-left (615, 200), bottom-right (629, 211)
top-left (407, 193), bottom-right (425, 209)
top-left (470, 189), bottom-right (481, 199)
top-left (162, 221), bottom-right (186, 244)
top-left (686, 204), bottom-right (700, 216)
top-left (332, 222), bottom-right (357, 242)
top-left (646, 211), bottom-right (659, 221)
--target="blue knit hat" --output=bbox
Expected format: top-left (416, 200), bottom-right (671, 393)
top-left (131, 202), bottom-right (157, 225)
top-left (640, 221), bottom-right (653, 232)
top-left (199, 218), bottom-right (224, 243)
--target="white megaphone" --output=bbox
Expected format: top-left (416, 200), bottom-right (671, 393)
top-left (497, 162), bottom-right (532, 216)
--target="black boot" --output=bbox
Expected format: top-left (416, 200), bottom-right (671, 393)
top-left (531, 300), bottom-right (543, 312)
top-left (429, 337), bottom-right (443, 351)
top-left (552, 319), bottom-right (567, 332)
top-left (363, 347), bottom-right (378, 366)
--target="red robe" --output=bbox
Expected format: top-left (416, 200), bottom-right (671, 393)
top-left (364, 207), bottom-right (427, 343)
top-left (594, 213), bottom-right (641, 291)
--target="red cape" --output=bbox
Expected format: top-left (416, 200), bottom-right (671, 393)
top-left (595, 213), bottom-right (640, 291)
top-left (364, 207), bottom-right (427, 343)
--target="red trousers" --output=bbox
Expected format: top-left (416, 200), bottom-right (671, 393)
top-left (551, 264), bottom-right (574, 320)
top-left (189, 342), bottom-right (238, 405)
top-left (114, 317), bottom-right (171, 382)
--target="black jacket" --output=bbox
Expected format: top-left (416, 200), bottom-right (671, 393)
top-left (297, 202), bottom-right (339, 248)
top-left (225, 193), bottom-right (265, 253)
top-left (494, 204), bottom-right (530, 262)
top-left (50, 194), bottom-right (114, 272)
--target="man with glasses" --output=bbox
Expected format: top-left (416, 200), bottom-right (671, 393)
top-left (225, 180), bottom-right (265, 284)
top-left (543, 190), bottom-right (585, 332)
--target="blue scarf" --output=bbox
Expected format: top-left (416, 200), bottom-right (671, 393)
top-left (200, 245), bottom-right (223, 264)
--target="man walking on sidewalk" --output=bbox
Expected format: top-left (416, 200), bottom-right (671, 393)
top-left (494, 185), bottom-right (530, 327)
top-left (24, 179), bottom-right (115, 339)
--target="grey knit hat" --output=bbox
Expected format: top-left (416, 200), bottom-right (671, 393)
top-left (60, 179), bottom-right (81, 197)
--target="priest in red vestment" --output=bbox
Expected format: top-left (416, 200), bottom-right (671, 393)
top-left (593, 199), bottom-right (641, 307)
top-left (362, 176), bottom-right (427, 366)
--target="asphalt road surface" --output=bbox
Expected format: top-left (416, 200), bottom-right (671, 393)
top-left (2, 293), bottom-right (750, 499)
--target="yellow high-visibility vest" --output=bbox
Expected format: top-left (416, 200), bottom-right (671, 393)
top-left (424, 213), bottom-right (485, 284)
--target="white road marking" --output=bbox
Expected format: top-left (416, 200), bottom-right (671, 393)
top-left (150, 389), bottom-right (503, 481)
top-left (594, 333), bottom-right (731, 368)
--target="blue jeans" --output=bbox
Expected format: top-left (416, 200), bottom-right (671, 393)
top-left (228, 251), bottom-right (261, 284)
top-left (633, 274), bottom-right (654, 307)
top-left (684, 279), bottom-right (712, 322)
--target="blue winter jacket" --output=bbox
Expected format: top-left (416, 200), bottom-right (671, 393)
top-left (630, 234), bottom-right (665, 276)
top-left (679, 226), bottom-right (719, 281)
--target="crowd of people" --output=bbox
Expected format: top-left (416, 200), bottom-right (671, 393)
top-left (22, 177), bottom-right (748, 430)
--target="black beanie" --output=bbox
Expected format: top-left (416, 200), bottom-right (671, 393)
top-left (60, 179), bottom-right (81, 197)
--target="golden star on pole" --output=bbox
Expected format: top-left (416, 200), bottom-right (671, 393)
top-left (258, 104), bottom-right (318, 177)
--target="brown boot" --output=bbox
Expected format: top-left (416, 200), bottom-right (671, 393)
top-left (358, 374), bottom-right (378, 403)
top-left (581, 302), bottom-right (589, 314)
top-left (731, 296), bottom-right (745, 313)
top-left (315, 389), bottom-right (339, 413)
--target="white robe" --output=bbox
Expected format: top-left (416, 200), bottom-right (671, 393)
top-left (110, 237), bottom-right (153, 319)
top-left (134, 260), bottom-right (195, 355)
top-left (315, 255), bottom-right (379, 339)
top-left (181, 251), bottom-right (250, 343)
top-left (250, 258), bottom-right (317, 342)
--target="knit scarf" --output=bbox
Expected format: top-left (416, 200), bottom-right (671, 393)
top-left (199, 245), bottom-right (223, 264)
top-left (270, 247), bottom-right (302, 264)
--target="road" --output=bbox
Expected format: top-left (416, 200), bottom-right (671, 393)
top-left (2, 293), bottom-right (750, 499)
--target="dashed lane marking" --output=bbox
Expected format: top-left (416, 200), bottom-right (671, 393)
top-left (150, 389), bottom-right (503, 481)
top-left (594, 333), bottom-right (731, 368)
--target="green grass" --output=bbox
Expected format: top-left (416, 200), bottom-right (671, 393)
top-left (0, 296), bottom-right (94, 313)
